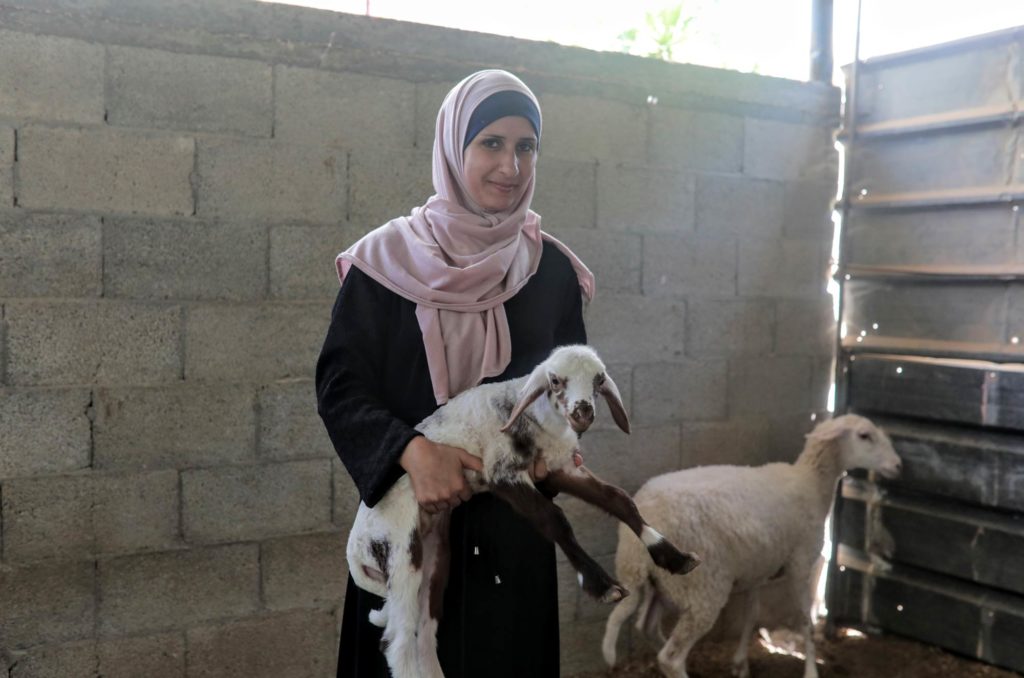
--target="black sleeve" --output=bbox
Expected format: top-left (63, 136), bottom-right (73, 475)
top-left (554, 277), bottom-right (588, 347)
top-left (315, 269), bottom-right (421, 508)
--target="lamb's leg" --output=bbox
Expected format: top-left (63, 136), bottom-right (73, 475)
top-left (380, 544), bottom-right (423, 678)
top-left (491, 477), bottom-right (626, 602)
top-left (730, 589), bottom-right (760, 678)
top-left (415, 512), bottom-right (451, 678)
top-left (542, 467), bottom-right (700, 574)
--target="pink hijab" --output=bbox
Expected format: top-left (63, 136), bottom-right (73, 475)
top-left (337, 69), bottom-right (595, 404)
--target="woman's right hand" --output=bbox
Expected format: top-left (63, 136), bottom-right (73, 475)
top-left (399, 436), bottom-right (483, 514)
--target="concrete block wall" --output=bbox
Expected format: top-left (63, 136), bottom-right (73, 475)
top-left (0, 1), bottom-right (839, 675)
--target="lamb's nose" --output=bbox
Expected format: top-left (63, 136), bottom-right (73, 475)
top-left (571, 402), bottom-right (594, 427)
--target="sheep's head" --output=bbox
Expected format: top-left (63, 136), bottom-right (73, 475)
top-left (806, 414), bottom-right (902, 478)
top-left (500, 345), bottom-right (630, 435)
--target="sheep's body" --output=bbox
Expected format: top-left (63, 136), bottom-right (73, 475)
top-left (347, 345), bottom-right (698, 678)
top-left (602, 414), bottom-right (901, 678)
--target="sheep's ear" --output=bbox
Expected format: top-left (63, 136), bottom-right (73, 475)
top-left (597, 374), bottom-right (631, 434)
top-left (500, 367), bottom-right (549, 432)
top-left (805, 420), bottom-right (849, 442)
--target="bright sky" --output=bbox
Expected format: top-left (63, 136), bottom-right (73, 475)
top-left (265, 0), bottom-right (1024, 83)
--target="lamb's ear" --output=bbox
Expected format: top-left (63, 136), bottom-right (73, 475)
top-left (500, 366), bottom-right (549, 432)
top-left (597, 374), bottom-right (631, 434)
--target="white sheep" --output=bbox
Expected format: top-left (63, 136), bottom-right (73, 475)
top-left (347, 344), bottom-right (700, 678)
top-left (601, 413), bottom-right (902, 678)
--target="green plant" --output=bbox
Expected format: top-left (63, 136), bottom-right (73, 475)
top-left (617, 3), bottom-right (696, 61)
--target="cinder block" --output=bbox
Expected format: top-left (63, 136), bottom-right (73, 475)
top-left (93, 385), bottom-right (255, 471)
top-left (6, 639), bottom-right (94, 678)
top-left (782, 181), bottom-right (835, 238)
top-left (532, 158), bottom-right (598, 231)
top-left (99, 544), bottom-right (259, 635)
top-left (596, 164), bottom-right (694, 233)
top-left (649, 107), bottom-right (744, 173)
top-left (738, 238), bottom-right (828, 298)
top-left (560, 616), bottom-right (613, 675)
top-left (186, 610), bottom-right (336, 678)
top-left (275, 66), bottom-right (415, 149)
top-left (0, 560), bottom-right (94, 649)
top-left (185, 303), bottom-right (326, 382)
top-left (347, 147), bottom-right (434, 227)
top-left (582, 425), bottom-right (682, 496)
top-left (643, 233), bottom-right (737, 297)
top-left (182, 460), bottom-right (332, 543)
top-left (269, 223), bottom-right (369, 300)
top-left (108, 46), bottom-right (272, 136)
top-left (2, 475), bottom-right (93, 560)
top-left (810, 357), bottom-right (834, 413)
top-left (683, 419), bottom-right (775, 467)
top-left (414, 80), bottom-right (457, 149)
top-left (0, 211), bottom-right (102, 297)
top-left (633, 360), bottom-right (728, 426)
top-left (539, 93), bottom-right (646, 163)
top-left (195, 137), bottom-right (345, 223)
top-left (92, 470), bottom-right (180, 555)
top-left (104, 217), bottom-right (267, 300)
top-left (550, 227), bottom-right (641, 294)
top-left (556, 496), bottom-right (620, 562)
top-left (586, 293), bottom-right (685, 364)
top-left (775, 297), bottom-right (836, 357)
top-left (332, 458), bottom-right (361, 529)
top-left (262, 532), bottom-right (347, 611)
top-left (1, 470), bottom-right (179, 560)
top-left (4, 301), bottom-right (181, 386)
top-left (687, 299), bottom-right (775, 356)
top-left (743, 119), bottom-right (836, 181)
top-left (0, 30), bottom-right (104, 124)
top-left (17, 127), bottom-right (194, 216)
top-left (1, 127), bottom-right (12, 207)
top-left (97, 632), bottom-right (185, 678)
top-left (258, 380), bottom-right (334, 461)
top-left (696, 174), bottom-right (784, 238)
top-left (729, 357), bottom-right (812, 417)
top-left (0, 388), bottom-right (91, 479)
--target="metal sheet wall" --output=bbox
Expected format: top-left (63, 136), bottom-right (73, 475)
top-left (827, 26), bottom-right (1024, 674)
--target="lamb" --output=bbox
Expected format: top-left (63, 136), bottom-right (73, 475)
top-left (601, 413), bottom-right (902, 678)
top-left (347, 344), bottom-right (700, 678)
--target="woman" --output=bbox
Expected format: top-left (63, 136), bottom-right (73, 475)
top-left (316, 69), bottom-right (595, 677)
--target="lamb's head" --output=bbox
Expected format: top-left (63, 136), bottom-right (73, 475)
top-left (500, 345), bottom-right (630, 435)
top-left (805, 414), bottom-right (902, 478)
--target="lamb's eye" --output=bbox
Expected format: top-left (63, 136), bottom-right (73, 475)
top-left (551, 377), bottom-right (561, 388)
top-left (595, 374), bottom-right (606, 386)
top-left (858, 432), bottom-right (872, 441)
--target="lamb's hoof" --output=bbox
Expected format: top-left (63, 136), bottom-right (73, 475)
top-left (600, 584), bottom-right (629, 604)
top-left (649, 540), bottom-right (701, 575)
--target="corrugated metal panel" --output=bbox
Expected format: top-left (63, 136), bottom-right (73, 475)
top-left (827, 26), bottom-right (1024, 674)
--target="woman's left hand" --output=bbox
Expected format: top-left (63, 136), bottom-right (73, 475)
top-left (529, 457), bottom-right (548, 482)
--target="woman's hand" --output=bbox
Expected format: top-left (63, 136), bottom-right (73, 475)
top-left (399, 436), bottom-right (483, 514)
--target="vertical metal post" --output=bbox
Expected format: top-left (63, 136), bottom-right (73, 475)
top-left (825, 0), bottom-right (864, 639)
top-left (811, 0), bottom-right (835, 82)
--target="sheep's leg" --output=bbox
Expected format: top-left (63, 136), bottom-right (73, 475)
top-left (415, 512), bottom-right (451, 678)
top-left (786, 561), bottom-right (819, 678)
top-left (543, 468), bottom-right (700, 575)
top-left (657, 584), bottom-right (729, 678)
top-left (491, 477), bottom-right (626, 602)
top-left (729, 589), bottom-right (760, 678)
top-left (602, 583), bottom-right (643, 666)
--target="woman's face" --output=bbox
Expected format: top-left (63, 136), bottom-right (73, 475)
top-left (462, 115), bottom-right (538, 213)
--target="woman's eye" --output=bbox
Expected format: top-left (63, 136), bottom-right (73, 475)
top-left (482, 138), bottom-right (501, 149)
top-left (517, 142), bottom-right (536, 153)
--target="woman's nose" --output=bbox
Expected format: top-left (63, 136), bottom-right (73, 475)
top-left (498, 150), bottom-right (519, 175)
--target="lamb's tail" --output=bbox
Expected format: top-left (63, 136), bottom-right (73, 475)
top-left (368, 602), bottom-right (388, 628)
top-left (602, 523), bottom-right (651, 666)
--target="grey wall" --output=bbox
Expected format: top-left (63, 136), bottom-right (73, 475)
top-left (0, 1), bottom-right (840, 675)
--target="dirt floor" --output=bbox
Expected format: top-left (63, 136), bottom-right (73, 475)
top-left (571, 627), bottom-right (1021, 678)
